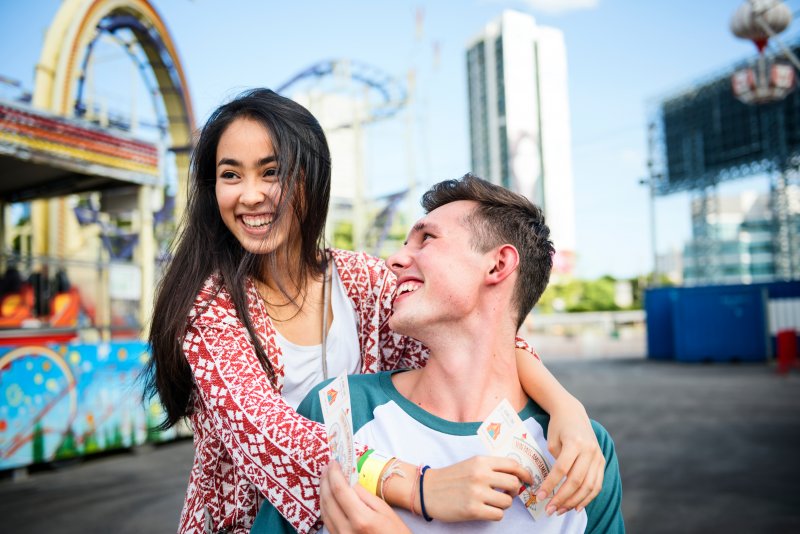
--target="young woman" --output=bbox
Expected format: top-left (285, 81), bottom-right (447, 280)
top-left (144, 88), bottom-right (605, 534)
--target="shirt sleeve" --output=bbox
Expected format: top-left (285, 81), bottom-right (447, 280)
top-left (184, 317), bottom-right (365, 534)
top-left (585, 421), bottom-right (626, 533)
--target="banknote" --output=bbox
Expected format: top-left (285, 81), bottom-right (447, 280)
top-left (478, 398), bottom-right (555, 520)
top-left (319, 372), bottom-right (358, 485)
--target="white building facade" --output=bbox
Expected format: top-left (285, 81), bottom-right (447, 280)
top-left (466, 10), bottom-right (576, 275)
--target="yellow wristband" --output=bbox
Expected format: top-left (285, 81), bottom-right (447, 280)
top-left (358, 451), bottom-right (391, 495)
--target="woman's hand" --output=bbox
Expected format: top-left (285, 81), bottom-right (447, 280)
top-left (423, 456), bottom-right (533, 522)
top-left (321, 461), bottom-right (411, 534)
top-left (514, 347), bottom-right (605, 515)
top-left (536, 399), bottom-right (605, 515)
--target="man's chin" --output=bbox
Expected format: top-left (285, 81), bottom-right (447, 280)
top-left (388, 315), bottom-right (413, 338)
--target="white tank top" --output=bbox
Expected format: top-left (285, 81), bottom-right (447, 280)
top-left (277, 264), bottom-right (362, 409)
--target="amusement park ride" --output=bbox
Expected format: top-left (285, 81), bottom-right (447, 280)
top-left (0, 0), bottom-right (415, 472)
top-left (275, 59), bottom-right (412, 255)
top-left (0, 0), bottom-right (194, 472)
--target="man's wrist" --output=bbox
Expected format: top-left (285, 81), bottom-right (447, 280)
top-left (381, 460), bottom-right (420, 512)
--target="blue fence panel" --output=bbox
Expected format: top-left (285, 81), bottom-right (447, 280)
top-left (644, 287), bottom-right (676, 360)
top-left (672, 285), bottom-right (769, 362)
top-left (643, 283), bottom-right (800, 362)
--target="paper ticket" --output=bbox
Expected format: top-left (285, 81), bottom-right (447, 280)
top-left (478, 398), bottom-right (555, 520)
top-left (319, 372), bottom-right (358, 485)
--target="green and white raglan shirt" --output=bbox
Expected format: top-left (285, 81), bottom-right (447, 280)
top-left (252, 370), bottom-right (625, 534)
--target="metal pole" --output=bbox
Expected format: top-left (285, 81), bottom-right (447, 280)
top-left (646, 122), bottom-right (659, 284)
top-left (754, 15), bottom-right (800, 72)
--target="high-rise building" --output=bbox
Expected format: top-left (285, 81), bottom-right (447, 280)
top-left (683, 189), bottom-right (800, 285)
top-left (466, 10), bottom-right (576, 275)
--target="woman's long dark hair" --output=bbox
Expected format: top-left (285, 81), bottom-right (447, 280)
top-left (142, 88), bottom-right (331, 429)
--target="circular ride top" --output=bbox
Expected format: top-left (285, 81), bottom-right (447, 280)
top-left (277, 59), bottom-right (408, 130)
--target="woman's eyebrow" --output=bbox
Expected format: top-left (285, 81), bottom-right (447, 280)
top-left (217, 157), bottom-right (241, 167)
top-left (217, 155), bottom-right (277, 168)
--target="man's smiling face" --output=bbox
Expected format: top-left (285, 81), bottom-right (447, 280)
top-left (386, 200), bottom-right (490, 339)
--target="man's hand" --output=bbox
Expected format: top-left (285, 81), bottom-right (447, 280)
top-left (321, 461), bottom-right (411, 534)
top-left (536, 400), bottom-right (605, 515)
top-left (423, 456), bottom-right (533, 521)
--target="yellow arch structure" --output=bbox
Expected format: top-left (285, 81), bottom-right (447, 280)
top-left (32, 0), bottom-right (195, 210)
top-left (33, 0), bottom-right (195, 150)
top-left (29, 0), bottom-right (196, 333)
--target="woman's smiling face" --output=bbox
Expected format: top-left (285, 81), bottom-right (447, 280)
top-left (215, 117), bottom-right (299, 255)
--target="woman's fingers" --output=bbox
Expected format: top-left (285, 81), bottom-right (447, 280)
top-left (572, 454), bottom-right (606, 513)
top-left (537, 442), bottom-right (577, 502)
top-left (548, 443), bottom-right (591, 510)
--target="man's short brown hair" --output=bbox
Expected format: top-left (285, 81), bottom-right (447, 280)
top-left (421, 173), bottom-right (554, 329)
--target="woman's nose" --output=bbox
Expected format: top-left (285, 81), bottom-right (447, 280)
top-left (239, 179), bottom-right (267, 206)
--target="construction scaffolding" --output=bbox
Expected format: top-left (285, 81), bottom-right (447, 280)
top-left (653, 36), bottom-right (800, 283)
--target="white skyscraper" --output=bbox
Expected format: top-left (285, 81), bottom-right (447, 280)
top-left (466, 10), bottom-right (576, 275)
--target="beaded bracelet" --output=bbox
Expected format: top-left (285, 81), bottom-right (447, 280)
top-left (419, 465), bottom-right (433, 522)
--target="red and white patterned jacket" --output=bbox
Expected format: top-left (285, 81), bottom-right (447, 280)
top-left (178, 248), bottom-right (537, 533)
top-left (179, 249), bottom-right (425, 533)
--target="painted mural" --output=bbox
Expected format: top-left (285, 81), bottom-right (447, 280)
top-left (0, 341), bottom-right (173, 471)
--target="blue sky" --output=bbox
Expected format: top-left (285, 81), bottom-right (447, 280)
top-left (1, 0), bottom-right (798, 278)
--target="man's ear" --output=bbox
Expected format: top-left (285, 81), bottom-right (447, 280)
top-left (486, 244), bottom-right (519, 285)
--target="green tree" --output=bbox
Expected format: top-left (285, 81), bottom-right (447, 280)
top-left (332, 220), bottom-right (353, 251)
top-left (569, 276), bottom-right (618, 312)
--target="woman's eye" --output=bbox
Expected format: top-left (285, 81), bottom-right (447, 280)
top-left (220, 171), bottom-right (238, 180)
top-left (422, 233), bottom-right (433, 241)
top-left (264, 167), bottom-right (278, 178)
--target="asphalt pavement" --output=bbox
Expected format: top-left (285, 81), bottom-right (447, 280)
top-left (1, 358), bottom-right (798, 533)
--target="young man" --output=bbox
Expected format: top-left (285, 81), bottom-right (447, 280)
top-left (253, 174), bottom-right (624, 533)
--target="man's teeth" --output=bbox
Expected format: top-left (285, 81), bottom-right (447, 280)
top-left (398, 281), bottom-right (422, 295)
top-left (242, 215), bottom-right (273, 228)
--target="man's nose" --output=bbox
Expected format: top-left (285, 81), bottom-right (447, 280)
top-left (387, 246), bottom-right (411, 275)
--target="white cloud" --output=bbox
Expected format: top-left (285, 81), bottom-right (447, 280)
top-left (519, 0), bottom-right (599, 15)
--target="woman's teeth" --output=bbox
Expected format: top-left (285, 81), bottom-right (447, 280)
top-left (242, 215), bottom-right (272, 228)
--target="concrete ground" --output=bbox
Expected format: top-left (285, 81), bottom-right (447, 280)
top-left (1, 358), bottom-right (798, 533)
